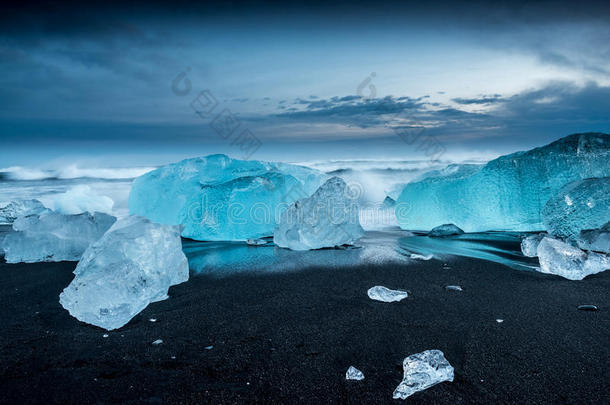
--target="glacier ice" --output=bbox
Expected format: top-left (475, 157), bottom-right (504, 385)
top-left (0, 199), bottom-right (48, 224)
top-left (273, 177), bottom-right (364, 250)
top-left (577, 222), bottom-right (610, 253)
top-left (521, 233), bottom-right (547, 257)
top-left (367, 286), bottom-right (408, 302)
top-left (542, 177), bottom-right (610, 239)
top-left (2, 211), bottom-right (116, 263)
top-left (396, 133), bottom-right (610, 232)
top-left (393, 349), bottom-right (454, 400)
top-left (59, 216), bottom-right (189, 330)
top-left (52, 185), bottom-right (115, 215)
top-left (428, 224), bottom-right (464, 237)
top-left (381, 196), bottom-right (396, 209)
top-left (536, 237), bottom-right (610, 280)
top-left (129, 154), bottom-right (327, 241)
top-left (346, 366), bottom-right (365, 380)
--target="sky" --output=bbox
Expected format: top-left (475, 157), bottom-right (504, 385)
top-left (1, 0), bottom-right (609, 167)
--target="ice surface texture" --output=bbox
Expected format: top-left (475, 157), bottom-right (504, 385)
top-left (129, 154), bottom-right (327, 241)
top-left (273, 177), bottom-right (364, 250)
top-left (542, 177), bottom-right (610, 239)
top-left (367, 286), bottom-right (408, 302)
top-left (59, 216), bottom-right (189, 330)
top-left (537, 237), bottom-right (609, 280)
top-left (521, 233), bottom-right (547, 257)
top-left (577, 222), bottom-right (610, 253)
top-left (393, 350), bottom-right (454, 400)
top-left (428, 224), bottom-right (464, 237)
top-left (52, 185), bottom-right (114, 215)
top-left (346, 366), bottom-right (365, 380)
top-left (2, 211), bottom-right (116, 263)
top-left (396, 133), bottom-right (610, 232)
top-left (0, 199), bottom-right (48, 224)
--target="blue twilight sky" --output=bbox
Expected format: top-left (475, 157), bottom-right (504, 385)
top-left (1, 1), bottom-right (609, 167)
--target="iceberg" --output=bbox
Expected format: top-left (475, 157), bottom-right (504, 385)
top-left (536, 237), bottom-right (610, 280)
top-left (396, 133), bottom-right (610, 232)
top-left (367, 286), bottom-right (408, 302)
top-left (521, 233), bottom-right (547, 257)
top-left (0, 199), bottom-right (48, 224)
top-left (428, 224), bottom-right (464, 237)
top-left (542, 177), bottom-right (610, 239)
top-left (52, 185), bottom-right (114, 215)
top-left (346, 366), bottom-right (365, 380)
top-left (129, 154), bottom-right (327, 241)
top-left (273, 177), bottom-right (364, 250)
top-left (393, 349), bottom-right (454, 400)
top-left (577, 222), bottom-right (610, 253)
top-left (2, 211), bottom-right (116, 263)
top-left (59, 216), bottom-right (189, 330)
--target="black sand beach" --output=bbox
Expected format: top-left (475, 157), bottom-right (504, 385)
top-left (1, 254), bottom-right (609, 404)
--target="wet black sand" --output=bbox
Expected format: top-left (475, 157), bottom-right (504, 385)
top-left (1, 255), bottom-right (609, 404)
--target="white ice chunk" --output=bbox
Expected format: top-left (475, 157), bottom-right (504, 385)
top-left (445, 285), bottom-right (462, 291)
top-left (59, 216), bottom-right (189, 330)
top-left (52, 185), bottom-right (114, 215)
top-left (393, 349), bottom-right (454, 400)
top-left (274, 177), bottom-right (364, 250)
top-left (246, 238), bottom-right (267, 246)
top-left (367, 286), bottom-right (408, 302)
top-left (521, 233), bottom-right (547, 257)
top-left (536, 237), bottom-right (610, 280)
top-left (429, 224), bottom-right (464, 237)
top-left (152, 339), bottom-right (163, 345)
top-left (542, 177), bottom-right (610, 238)
top-left (129, 154), bottom-right (327, 241)
top-left (410, 253), bottom-right (433, 260)
top-left (0, 199), bottom-right (48, 224)
top-left (346, 366), bottom-right (365, 380)
top-left (2, 211), bottom-right (116, 263)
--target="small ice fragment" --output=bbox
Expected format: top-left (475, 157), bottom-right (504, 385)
top-left (149, 318), bottom-right (157, 322)
top-left (445, 285), bottom-right (462, 291)
top-left (428, 224), bottom-right (464, 237)
top-left (205, 345), bottom-right (214, 350)
top-left (152, 339), bottom-right (163, 345)
top-left (520, 233), bottom-right (546, 257)
top-left (392, 349), bottom-right (454, 400)
top-left (246, 238), bottom-right (267, 246)
top-left (103, 334), bottom-right (109, 338)
top-left (577, 305), bottom-right (598, 311)
top-left (367, 286), bottom-right (408, 302)
top-left (496, 319), bottom-right (504, 323)
top-left (410, 253), bottom-right (433, 260)
top-left (346, 366), bottom-right (365, 380)
top-left (171, 355), bottom-right (176, 359)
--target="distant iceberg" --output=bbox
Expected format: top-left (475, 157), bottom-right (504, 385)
top-left (60, 216), bottom-right (188, 330)
top-left (129, 154), bottom-right (327, 241)
top-left (2, 211), bottom-right (116, 263)
top-left (396, 133), bottom-right (610, 232)
top-left (52, 185), bottom-right (114, 215)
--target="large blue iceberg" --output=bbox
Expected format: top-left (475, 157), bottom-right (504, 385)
top-left (129, 154), bottom-right (327, 241)
top-left (396, 133), bottom-right (610, 232)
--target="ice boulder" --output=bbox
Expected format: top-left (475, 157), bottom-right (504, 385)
top-left (0, 199), bottom-right (48, 224)
top-left (2, 211), bottom-right (116, 263)
top-left (52, 185), bottom-right (114, 215)
top-left (396, 133), bottom-right (610, 232)
top-left (521, 233), bottom-right (547, 257)
top-left (346, 366), bottom-right (365, 380)
top-left (536, 237), bottom-right (610, 280)
top-left (428, 224), bottom-right (464, 237)
top-left (542, 177), bottom-right (610, 239)
top-left (129, 154), bottom-right (327, 241)
top-left (393, 350), bottom-right (454, 400)
top-left (577, 222), bottom-right (610, 253)
top-left (59, 216), bottom-right (189, 330)
top-left (273, 177), bottom-right (364, 250)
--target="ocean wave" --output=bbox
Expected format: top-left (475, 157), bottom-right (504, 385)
top-left (0, 165), bottom-right (155, 181)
